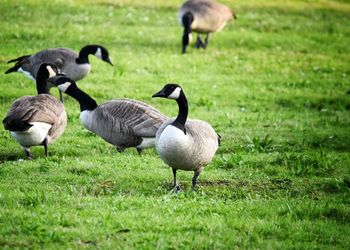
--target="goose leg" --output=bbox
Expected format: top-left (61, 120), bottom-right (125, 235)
top-left (195, 35), bottom-right (205, 49)
top-left (172, 168), bottom-right (180, 193)
top-left (116, 146), bottom-right (125, 153)
top-left (42, 138), bottom-right (48, 157)
top-left (204, 34), bottom-right (210, 48)
top-left (59, 90), bottom-right (64, 103)
top-left (137, 148), bottom-right (143, 155)
top-left (191, 169), bottom-right (202, 191)
top-left (23, 147), bottom-right (32, 160)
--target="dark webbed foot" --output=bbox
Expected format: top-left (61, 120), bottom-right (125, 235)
top-left (171, 185), bottom-right (181, 193)
top-left (137, 148), bottom-right (143, 155)
top-left (170, 168), bottom-right (180, 193)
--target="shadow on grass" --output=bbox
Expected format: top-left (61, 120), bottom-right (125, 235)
top-left (0, 151), bottom-right (21, 163)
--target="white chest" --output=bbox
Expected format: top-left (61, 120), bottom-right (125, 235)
top-left (156, 125), bottom-right (192, 166)
top-left (71, 63), bottom-right (91, 81)
top-left (80, 110), bottom-right (94, 130)
top-left (11, 122), bottom-right (52, 147)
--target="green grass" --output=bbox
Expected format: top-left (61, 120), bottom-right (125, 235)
top-left (0, 0), bottom-right (350, 248)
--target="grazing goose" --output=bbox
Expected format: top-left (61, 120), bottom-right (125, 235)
top-left (2, 63), bottom-right (67, 159)
top-left (152, 84), bottom-right (220, 192)
top-left (178, 0), bottom-right (236, 53)
top-left (5, 44), bottom-right (113, 101)
top-left (52, 76), bottom-right (167, 154)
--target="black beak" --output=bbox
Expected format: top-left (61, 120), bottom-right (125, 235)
top-left (105, 57), bottom-right (113, 66)
top-left (152, 89), bottom-right (166, 98)
top-left (48, 74), bottom-right (66, 85)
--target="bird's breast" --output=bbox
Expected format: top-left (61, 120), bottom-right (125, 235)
top-left (156, 125), bottom-right (195, 170)
top-left (64, 63), bottom-right (91, 81)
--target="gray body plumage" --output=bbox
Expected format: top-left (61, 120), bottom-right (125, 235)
top-left (4, 94), bottom-right (67, 146)
top-left (156, 118), bottom-right (219, 171)
top-left (14, 48), bottom-right (90, 81)
top-left (80, 99), bottom-right (167, 150)
top-left (179, 0), bottom-right (234, 33)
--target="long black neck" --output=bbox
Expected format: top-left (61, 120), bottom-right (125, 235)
top-left (76, 45), bottom-right (97, 64)
top-left (182, 12), bottom-right (193, 53)
top-left (36, 71), bottom-right (50, 95)
top-left (66, 86), bottom-right (98, 111)
top-left (172, 92), bottom-right (188, 134)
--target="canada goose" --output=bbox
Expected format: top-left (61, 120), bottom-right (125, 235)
top-left (179, 0), bottom-right (236, 53)
top-left (5, 44), bottom-right (113, 101)
top-left (152, 84), bottom-right (220, 192)
top-left (3, 63), bottom-right (67, 159)
top-left (52, 76), bottom-right (167, 154)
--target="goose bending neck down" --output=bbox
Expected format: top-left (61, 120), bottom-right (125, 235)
top-left (152, 83), bottom-right (220, 192)
top-left (4, 44), bottom-right (113, 102)
top-left (179, 0), bottom-right (236, 53)
top-left (2, 63), bottom-right (67, 159)
top-left (53, 76), bottom-right (167, 154)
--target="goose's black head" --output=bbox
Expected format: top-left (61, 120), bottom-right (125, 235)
top-left (152, 83), bottom-right (183, 100)
top-left (37, 63), bottom-right (60, 79)
top-left (93, 45), bottom-right (113, 65)
top-left (36, 63), bottom-right (61, 94)
top-left (52, 76), bottom-right (77, 94)
top-left (78, 44), bottom-right (113, 65)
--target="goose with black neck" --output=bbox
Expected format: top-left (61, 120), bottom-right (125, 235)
top-left (53, 76), bottom-right (167, 154)
top-left (5, 44), bottom-right (113, 101)
top-left (152, 83), bottom-right (220, 192)
top-left (179, 0), bottom-right (236, 53)
top-left (3, 63), bottom-right (67, 159)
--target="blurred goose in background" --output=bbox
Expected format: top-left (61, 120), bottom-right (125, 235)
top-left (5, 44), bottom-right (113, 101)
top-left (178, 0), bottom-right (236, 53)
top-left (3, 63), bottom-right (67, 159)
top-left (52, 76), bottom-right (167, 154)
top-left (152, 84), bottom-right (220, 192)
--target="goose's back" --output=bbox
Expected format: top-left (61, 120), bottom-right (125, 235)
top-left (82, 99), bottom-right (167, 148)
top-left (4, 94), bottom-right (67, 143)
top-left (21, 48), bottom-right (90, 81)
top-left (179, 0), bottom-right (233, 33)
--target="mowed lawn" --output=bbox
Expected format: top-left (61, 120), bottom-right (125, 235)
top-left (0, 0), bottom-right (349, 248)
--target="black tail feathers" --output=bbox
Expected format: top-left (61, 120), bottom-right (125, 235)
top-left (5, 55), bottom-right (31, 74)
top-left (5, 65), bottom-right (20, 74)
top-left (3, 116), bottom-right (32, 131)
top-left (7, 55), bottom-right (31, 64)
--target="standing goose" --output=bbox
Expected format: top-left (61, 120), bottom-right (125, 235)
top-left (3, 63), bottom-right (67, 159)
top-left (5, 44), bottom-right (113, 101)
top-left (152, 84), bottom-right (220, 192)
top-left (179, 0), bottom-right (236, 53)
top-left (52, 76), bottom-right (167, 154)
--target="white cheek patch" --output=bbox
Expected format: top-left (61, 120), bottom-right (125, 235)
top-left (46, 66), bottom-right (56, 78)
top-left (57, 82), bottom-right (71, 92)
top-left (95, 47), bottom-right (102, 59)
top-left (168, 87), bottom-right (181, 99)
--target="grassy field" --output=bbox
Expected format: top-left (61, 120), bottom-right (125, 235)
top-left (0, 0), bottom-right (349, 248)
